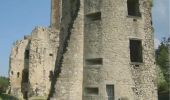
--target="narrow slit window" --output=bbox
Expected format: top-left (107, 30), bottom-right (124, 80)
top-left (85, 87), bottom-right (99, 95)
top-left (17, 72), bottom-right (20, 78)
top-left (127, 0), bottom-right (141, 17)
top-left (49, 53), bottom-right (53, 56)
top-left (49, 70), bottom-right (53, 81)
top-left (11, 71), bottom-right (13, 75)
top-left (86, 58), bottom-right (103, 65)
top-left (25, 50), bottom-right (30, 59)
top-left (106, 85), bottom-right (114, 100)
top-left (86, 12), bottom-right (101, 21)
top-left (130, 39), bottom-right (143, 63)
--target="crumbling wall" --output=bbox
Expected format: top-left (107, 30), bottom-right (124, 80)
top-left (9, 26), bottom-right (59, 99)
top-left (28, 27), bottom-right (59, 97)
top-left (9, 0), bottom-right (157, 99)
top-left (9, 38), bottom-right (30, 98)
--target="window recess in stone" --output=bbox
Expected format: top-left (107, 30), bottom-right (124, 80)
top-left (11, 71), bottom-right (13, 75)
top-left (25, 50), bottom-right (30, 59)
top-left (106, 85), bottom-right (114, 100)
top-left (127, 0), bottom-right (141, 17)
top-left (86, 58), bottom-right (103, 65)
top-left (85, 87), bottom-right (99, 95)
top-left (49, 53), bottom-right (53, 56)
top-left (130, 39), bottom-right (143, 63)
top-left (17, 72), bottom-right (20, 78)
top-left (86, 12), bottom-right (101, 21)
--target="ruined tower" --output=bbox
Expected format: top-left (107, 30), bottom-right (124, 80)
top-left (9, 0), bottom-right (60, 98)
top-left (9, 0), bottom-right (158, 100)
top-left (49, 0), bottom-right (158, 100)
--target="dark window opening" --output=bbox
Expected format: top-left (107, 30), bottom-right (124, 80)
top-left (130, 39), bottom-right (143, 63)
top-left (85, 87), bottom-right (99, 95)
top-left (17, 72), bottom-right (20, 78)
top-left (25, 50), bottom-right (29, 59)
top-left (11, 71), bottom-right (13, 75)
top-left (22, 69), bottom-right (29, 83)
top-left (49, 70), bottom-right (53, 81)
top-left (86, 12), bottom-right (101, 21)
top-left (127, 0), bottom-right (141, 17)
top-left (49, 53), bottom-right (53, 56)
top-left (86, 58), bottom-right (103, 65)
top-left (106, 85), bottom-right (114, 100)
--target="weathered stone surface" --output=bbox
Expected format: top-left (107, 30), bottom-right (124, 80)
top-left (9, 27), bottom-right (59, 99)
top-left (9, 0), bottom-right (157, 100)
top-left (9, 39), bottom-right (30, 99)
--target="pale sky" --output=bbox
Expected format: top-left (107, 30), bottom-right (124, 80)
top-left (0, 0), bottom-right (169, 77)
top-left (152, 0), bottom-right (170, 48)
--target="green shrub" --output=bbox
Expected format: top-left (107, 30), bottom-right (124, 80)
top-left (0, 76), bottom-right (9, 94)
top-left (0, 93), bottom-right (18, 100)
top-left (158, 80), bottom-right (169, 92)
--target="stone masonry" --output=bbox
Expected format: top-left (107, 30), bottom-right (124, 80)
top-left (9, 0), bottom-right (158, 100)
top-left (9, 27), bottom-right (59, 99)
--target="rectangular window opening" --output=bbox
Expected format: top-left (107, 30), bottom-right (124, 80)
top-left (86, 12), bottom-right (101, 21)
top-left (127, 0), bottom-right (141, 17)
top-left (130, 39), bottom-right (143, 63)
top-left (106, 85), bottom-right (114, 100)
top-left (25, 50), bottom-right (29, 59)
top-left (49, 53), bottom-right (53, 56)
top-left (86, 58), bottom-right (103, 65)
top-left (85, 87), bottom-right (99, 95)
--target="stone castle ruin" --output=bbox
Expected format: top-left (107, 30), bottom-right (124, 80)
top-left (9, 0), bottom-right (158, 100)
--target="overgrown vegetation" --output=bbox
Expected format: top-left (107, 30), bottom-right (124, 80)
top-left (0, 76), bottom-right (9, 94)
top-left (156, 37), bottom-right (170, 92)
top-left (0, 93), bottom-right (18, 100)
top-left (0, 76), bottom-right (18, 99)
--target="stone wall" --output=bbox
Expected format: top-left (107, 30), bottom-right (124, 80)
top-left (49, 0), bottom-right (84, 99)
top-left (9, 27), bottom-right (59, 99)
top-left (9, 38), bottom-right (30, 98)
top-left (9, 0), bottom-right (157, 100)
top-left (83, 0), bottom-right (157, 100)
top-left (29, 27), bottom-right (59, 97)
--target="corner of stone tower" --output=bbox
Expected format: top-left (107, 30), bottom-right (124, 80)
top-left (50, 0), bottom-right (60, 30)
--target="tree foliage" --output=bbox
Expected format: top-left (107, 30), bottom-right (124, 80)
top-left (0, 76), bottom-right (9, 94)
top-left (156, 37), bottom-right (170, 92)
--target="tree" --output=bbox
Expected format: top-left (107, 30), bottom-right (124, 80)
top-left (156, 37), bottom-right (170, 92)
top-left (0, 76), bottom-right (9, 94)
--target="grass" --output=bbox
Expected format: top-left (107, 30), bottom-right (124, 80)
top-left (29, 96), bottom-right (47, 100)
top-left (0, 93), bottom-right (18, 100)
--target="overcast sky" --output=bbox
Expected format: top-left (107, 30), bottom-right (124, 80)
top-left (0, 0), bottom-right (169, 77)
top-left (152, 0), bottom-right (169, 48)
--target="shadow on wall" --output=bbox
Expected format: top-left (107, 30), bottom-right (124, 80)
top-left (47, 0), bottom-right (80, 99)
top-left (21, 41), bottom-right (30, 100)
